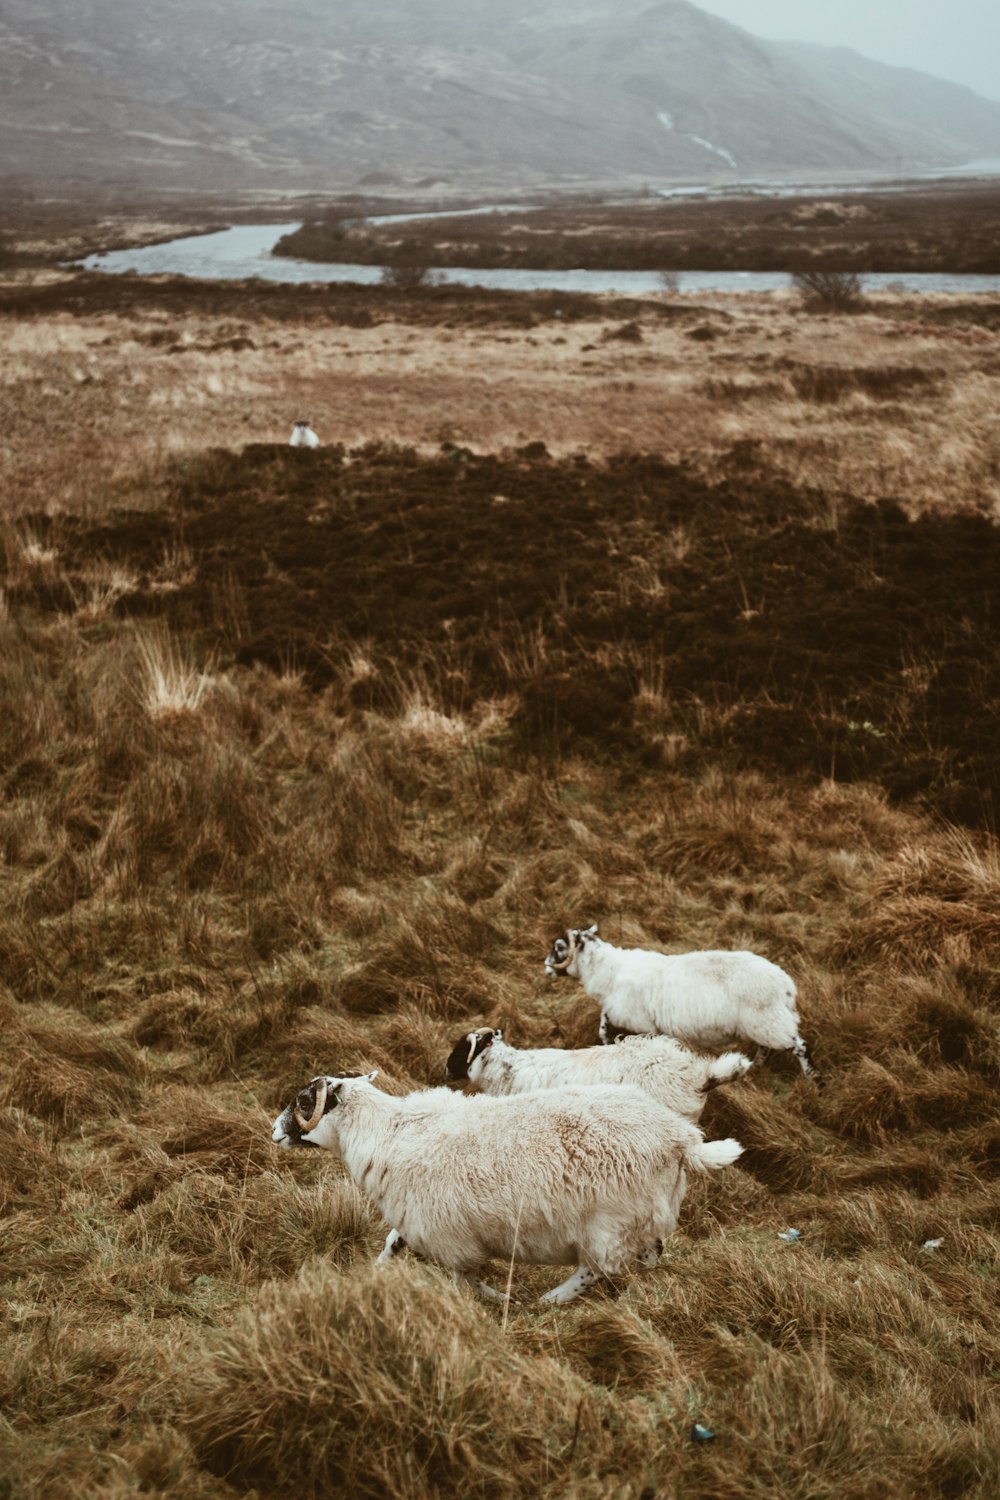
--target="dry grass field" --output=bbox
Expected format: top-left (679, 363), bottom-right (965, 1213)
top-left (1, 256), bottom-right (999, 1498)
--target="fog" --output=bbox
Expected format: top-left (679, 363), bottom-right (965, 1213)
top-left (700, 0), bottom-right (1000, 102)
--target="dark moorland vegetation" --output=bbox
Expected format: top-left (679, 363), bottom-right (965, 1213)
top-left (275, 180), bottom-right (1000, 275)
top-left (10, 443), bottom-right (1000, 825)
top-left (1, 264), bottom-right (999, 1498)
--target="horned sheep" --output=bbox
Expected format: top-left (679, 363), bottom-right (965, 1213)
top-left (545, 925), bottom-right (821, 1082)
top-left (272, 1070), bottom-right (742, 1304)
top-left (444, 1026), bottom-right (751, 1120)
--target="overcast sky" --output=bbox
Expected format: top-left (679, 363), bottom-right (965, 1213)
top-left (700, 1), bottom-right (1000, 103)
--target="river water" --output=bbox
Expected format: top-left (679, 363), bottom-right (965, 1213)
top-left (75, 219), bottom-right (1000, 297)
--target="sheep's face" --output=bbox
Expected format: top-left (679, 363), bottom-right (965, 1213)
top-left (271, 1072), bottom-right (377, 1151)
top-left (544, 925), bottom-right (598, 978)
top-left (444, 1027), bottom-right (500, 1083)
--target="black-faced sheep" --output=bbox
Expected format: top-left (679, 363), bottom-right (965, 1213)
top-left (443, 1027), bottom-right (751, 1120)
top-left (544, 925), bottom-right (820, 1082)
top-left (272, 1071), bottom-right (742, 1303)
top-left (289, 420), bottom-right (320, 448)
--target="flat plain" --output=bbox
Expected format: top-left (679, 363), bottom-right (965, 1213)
top-left (1, 222), bottom-right (999, 1498)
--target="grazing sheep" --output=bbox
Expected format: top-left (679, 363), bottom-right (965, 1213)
top-left (289, 420), bottom-right (320, 448)
top-left (544, 925), bottom-right (821, 1082)
top-left (443, 1027), bottom-right (751, 1121)
top-left (272, 1071), bottom-right (742, 1304)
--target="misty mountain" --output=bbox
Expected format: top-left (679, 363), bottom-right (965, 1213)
top-left (3, 0), bottom-right (999, 196)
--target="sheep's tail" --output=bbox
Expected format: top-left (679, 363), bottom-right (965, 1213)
top-left (703, 1051), bottom-right (753, 1091)
top-left (686, 1136), bottom-right (744, 1173)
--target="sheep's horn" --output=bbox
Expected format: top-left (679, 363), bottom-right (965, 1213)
top-left (294, 1078), bottom-right (328, 1133)
top-left (550, 930), bottom-right (578, 972)
top-left (465, 1028), bottom-right (495, 1066)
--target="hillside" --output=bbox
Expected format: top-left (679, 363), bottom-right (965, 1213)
top-left (2, 0), bottom-right (1000, 195)
top-left (1, 255), bottom-right (1000, 1488)
top-left (1, 263), bottom-right (1000, 1494)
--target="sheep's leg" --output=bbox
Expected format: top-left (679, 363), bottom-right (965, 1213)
top-left (792, 1035), bottom-right (823, 1086)
top-left (540, 1265), bottom-right (602, 1305)
top-left (452, 1271), bottom-right (512, 1303)
top-left (375, 1228), bottom-right (407, 1265)
top-left (636, 1237), bottom-right (664, 1269)
top-left (703, 1051), bottom-right (753, 1090)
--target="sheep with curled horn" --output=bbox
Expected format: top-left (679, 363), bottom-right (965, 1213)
top-left (443, 1026), bottom-right (751, 1120)
top-left (545, 924), bottom-right (821, 1082)
top-left (273, 1070), bottom-right (742, 1305)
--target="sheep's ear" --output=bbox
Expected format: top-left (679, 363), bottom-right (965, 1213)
top-left (365, 1070), bottom-right (379, 1083)
top-left (494, 1028), bottom-right (503, 1042)
top-left (583, 923), bottom-right (599, 937)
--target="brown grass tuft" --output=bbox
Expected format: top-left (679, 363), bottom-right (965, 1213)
top-left (182, 1262), bottom-right (650, 1499)
top-left (845, 837), bottom-right (1000, 967)
top-left (549, 1304), bottom-right (687, 1393)
top-left (0, 1108), bottom-right (65, 1215)
top-left (153, 1089), bottom-right (275, 1178)
top-left (337, 894), bottom-right (498, 1018)
top-left (703, 1080), bottom-right (828, 1194)
top-left (1, 1010), bottom-right (149, 1128)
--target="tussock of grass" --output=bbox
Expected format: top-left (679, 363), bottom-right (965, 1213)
top-left (548, 1304), bottom-right (689, 1393)
top-left (1, 1009), bottom-right (149, 1128)
top-left (133, 958), bottom-right (334, 1075)
top-left (337, 893), bottom-right (498, 1017)
top-left (848, 895), bottom-right (1000, 970)
top-left (819, 1053), bottom-right (997, 1143)
top-left (829, 968), bottom-right (993, 1059)
top-left (267, 1005), bottom-right (399, 1086)
top-left (845, 837), bottom-right (1000, 967)
top-left (703, 1080), bottom-right (829, 1194)
top-left (135, 628), bottom-right (217, 719)
top-left (490, 850), bottom-right (608, 930)
top-left (127, 1168), bottom-right (375, 1279)
top-left (280, 731), bottom-right (408, 880)
top-left (182, 1262), bottom-right (660, 1500)
top-left (153, 1089), bottom-right (275, 1176)
top-left (0, 1108), bottom-right (64, 1215)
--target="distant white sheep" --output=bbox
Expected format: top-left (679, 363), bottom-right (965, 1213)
top-left (544, 925), bottom-right (820, 1082)
top-left (289, 420), bottom-right (320, 448)
top-left (272, 1071), bottom-right (742, 1304)
top-left (443, 1026), bottom-right (751, 1120)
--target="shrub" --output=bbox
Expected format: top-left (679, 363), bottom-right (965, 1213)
top-left (791, 269), bottom-right (866, 311)
top-left (380, 264), bottom-right (438, 292)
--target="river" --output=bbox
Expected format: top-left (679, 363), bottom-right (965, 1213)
top-left (74, 219), bottom-right (1000, 297)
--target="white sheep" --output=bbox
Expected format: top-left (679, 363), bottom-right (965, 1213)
top-left (544, 925), bottom-right (821, 1082)
top-left (289, 420), bottom-right (320, 448)
top-left (443, 1026), bottom-right (751, 1120)
top-left (272, 1071), bottom-right (742, 1304)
